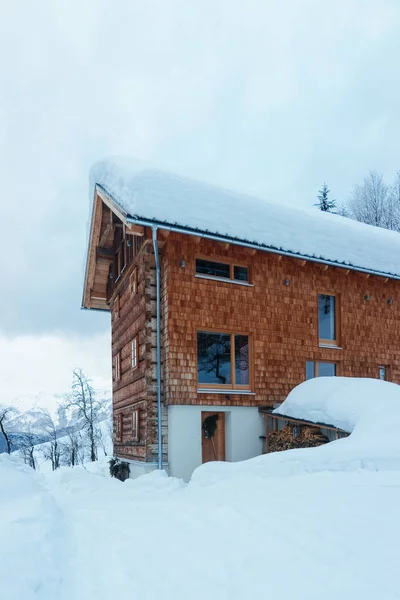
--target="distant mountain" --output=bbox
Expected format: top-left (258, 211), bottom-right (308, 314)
top-left (0, 389), bottom-right (112, 454)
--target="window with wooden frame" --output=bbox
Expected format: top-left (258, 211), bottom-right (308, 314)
top-left (130, 268), bottom-right (138, 296)
top-left (195, 258), bottom-right (249, 283)
top-left (131, 336), bottom-right (139, 369)
top-left (306, 361), bottom-right (336, 380)
top-left (197, 331), bottom-right (251, 389)
top-left (378, 365), bottom-right (388, 381)
top-left (318, 293), bottom-right (339, 346)
top-left (132, 408), bottom-right (140, 442)
top-left (113, 295), bottom-right (120, 321)
top-left (115, 413), bottom-right (122, 442)
top-left (113, 352), bottom-right (121, 382)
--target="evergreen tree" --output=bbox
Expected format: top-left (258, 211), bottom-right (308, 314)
top-left (315, 183), bottom-right (336, 212)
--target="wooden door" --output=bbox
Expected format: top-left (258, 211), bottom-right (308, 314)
top-left (201, 411), bottom-right (226, 463)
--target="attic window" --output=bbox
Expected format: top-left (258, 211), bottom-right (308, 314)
top-left (196, 259), bottom-right (248, 283)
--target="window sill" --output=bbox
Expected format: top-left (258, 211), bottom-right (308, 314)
top-left (197, 389), bottom-right (255, 395)
top-left (195, 274), bottom-right (253, 287)
top-left (319, 343), bottom-right (342, 350)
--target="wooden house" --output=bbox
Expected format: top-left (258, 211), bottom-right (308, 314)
top-left (82, 158), bottom-right (400, 481)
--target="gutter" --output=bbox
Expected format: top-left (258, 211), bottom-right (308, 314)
top-left (126, 217), bottom-right (400, 281)
top-left (152, 226), bottom-right (163, 470)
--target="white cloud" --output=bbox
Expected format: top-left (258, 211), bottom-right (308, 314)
top-left (1, 0), bottom-right (400, 397)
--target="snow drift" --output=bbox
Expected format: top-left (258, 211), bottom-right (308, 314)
top-left (191, 377), bottom-right (400, 485)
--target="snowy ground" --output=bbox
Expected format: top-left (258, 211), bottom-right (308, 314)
top-left (2, 378), bottom-right (400, 599)
top-left (1, 455), bottom-right (400, 599)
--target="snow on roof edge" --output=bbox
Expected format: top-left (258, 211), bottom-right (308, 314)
top-left (90, 158), bottom-right (400, 281)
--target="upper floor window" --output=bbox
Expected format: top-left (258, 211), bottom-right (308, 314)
top-left (318, 293), bottom-right (338, 345)
top-left (131, 337), bottom-right (138, 369)
top-left (196, 259), bottom-right (249, 283)
top-left (197, 331), bottom-right (250, 389)
top-left (306, 361), bottom-right (336, 379)
top-left (379, 366), bottom-right (387, 381)
top-left (113, 352), bottom-right (121, 382)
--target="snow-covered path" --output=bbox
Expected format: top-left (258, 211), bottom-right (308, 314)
top-left (2, 453), bottom-right (400, 600)
top-left (44, 465), bottom-right (400, 600)
top-left (0, 456), bottom-right (74, 600)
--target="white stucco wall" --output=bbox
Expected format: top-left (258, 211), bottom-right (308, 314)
top-left (168, 405), bottom-right (265, 482)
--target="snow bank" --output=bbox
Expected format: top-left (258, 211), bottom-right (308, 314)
top-left (0, 455), bottom-right (68, 600)
top-left (90, 156), bottom-right (400, 278)
top-left (274, 376), bottom-right (400, 433)
top-left (191, 377), bottom-right (400, 485)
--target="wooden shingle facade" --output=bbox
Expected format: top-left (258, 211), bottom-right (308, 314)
top-left (83, 164), bottom-right (400, 480)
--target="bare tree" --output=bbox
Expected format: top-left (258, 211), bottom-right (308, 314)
top-left (0, 406), bottom-right (17, 454)
top-left (39, 409), bottom-right (61, 470)
top-left (350, 171), bottom-right (393, 229)
top-left (20, 430), bottom-right (37, 470)
top-left (95, 425), bottom-right (110, 457)
top-left (61, 428), bottom-right (81, 467)
top-left (64, 370), bottom-right (101, 462)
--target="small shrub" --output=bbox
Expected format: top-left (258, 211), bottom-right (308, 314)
top-left (109, 457), bottom-right (130, 481)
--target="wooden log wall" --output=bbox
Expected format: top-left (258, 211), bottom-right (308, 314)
top-left (111, 239), bottom-right (167, 463)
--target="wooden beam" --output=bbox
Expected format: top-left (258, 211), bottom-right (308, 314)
top-left (243, 247), bottom-right (257, 256)
top-left (275, 254), bottom-right (283, 261)
top-left (159, 229), bottom-right (171, 240)
top-left (96, 248), bottom-right (113, 261)
top-left (317, 264), bottom-right (329, 272)
top-left (294, 259), bottom-right (307, 267)
top-left (220, 242), bottom-right (230, 250)
top-left (99, 222), bottom-right (113, 248)
top-left (126, 224), bottom-right (145, 236)
top-left (192, 236), bottom-right (201, 244)
top-left (90, 289), bottom-right (107, 300)
top-left (342, 268), bottom-right (350, 275)
top-left (360, 272), bottom-right (370, 279)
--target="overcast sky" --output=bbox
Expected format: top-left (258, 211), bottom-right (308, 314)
top-left (1, 0), bottom-right (399, 406)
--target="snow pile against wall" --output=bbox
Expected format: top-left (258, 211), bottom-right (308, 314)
top-left (90, 157), bottom-right (400, 278)
top-left (191, 377), bottom-right (400, 485)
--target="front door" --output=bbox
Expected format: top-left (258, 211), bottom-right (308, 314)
top-left (201, 411), bottom-right (226, 463)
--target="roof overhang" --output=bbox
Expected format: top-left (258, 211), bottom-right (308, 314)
top-left (81, 186), bottom-right (145, 311)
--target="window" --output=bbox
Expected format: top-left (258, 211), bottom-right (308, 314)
top-left (132, 409), bottom-right (140, 442)
top-left (115, 414), bottom-right (122, 442)
top-left (113, 295), bottom-right (120, 320)
top-left (379, 366), bottom-right (387, 381)
top-left (318, 293), bottom-right (338, 345)
top-left (114, 352), bottom-right (121, 381)
top-left (196, 259), bottom-right (249, 283)
top-left (306, 361), bottom-right (336, 379)
top-left (130, 268), bottom-right (138, 296)
top-left (132, 337), bottom-right (138, 369)
top-left (197, 331), bottom-right (250, 389)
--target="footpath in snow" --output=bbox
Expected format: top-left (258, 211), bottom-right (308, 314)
top-left (2, 377), bottom-right (400, 599)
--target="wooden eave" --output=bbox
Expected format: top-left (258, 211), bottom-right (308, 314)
top-left (82, 187), bottom-right (144, 310)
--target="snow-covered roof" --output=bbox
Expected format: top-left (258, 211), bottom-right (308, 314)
top-left (90, 157), bottom-right (400, 279)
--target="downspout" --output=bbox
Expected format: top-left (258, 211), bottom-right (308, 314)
top-left (152, 226), bottom-right (163, 470)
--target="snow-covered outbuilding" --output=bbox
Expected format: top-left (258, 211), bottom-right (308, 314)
top-left (82, 157), bottom-right (400, 480)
